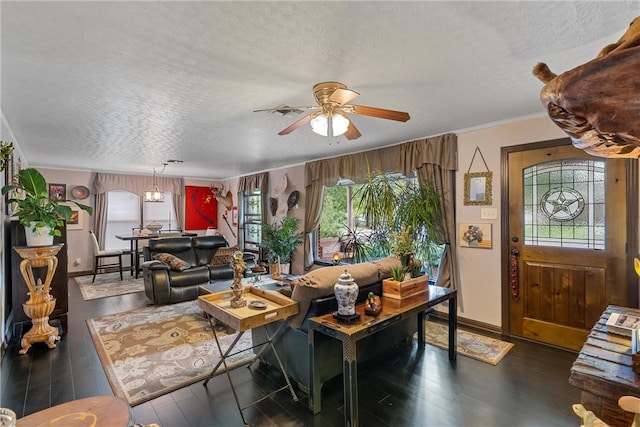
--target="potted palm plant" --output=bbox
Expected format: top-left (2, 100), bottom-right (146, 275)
top-left (353, 158), bottom-right (444, 273)
top-left (261, 216), bottom-right (304, 276)
top-left (2, 168), bottom-right (93, 246)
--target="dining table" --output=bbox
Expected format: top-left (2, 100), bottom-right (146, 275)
top-left (115, 231), bottom-right (197, 278)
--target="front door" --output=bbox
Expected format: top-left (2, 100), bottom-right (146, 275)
top-left (505, 140), bottom-right (635, 350)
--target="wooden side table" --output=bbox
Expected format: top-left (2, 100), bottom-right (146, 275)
top-left (14, 244), bottom-right (64, 355)
top-left (16, 396), bottom-right (133, 426)
top-left (198, 286), bottom-right (299, 425)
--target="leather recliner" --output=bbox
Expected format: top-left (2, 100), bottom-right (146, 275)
top-left (142, 235), bottom-right (256, 304)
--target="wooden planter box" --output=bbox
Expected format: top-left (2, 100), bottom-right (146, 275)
top-left (382, 275), bottom-right (429, 300)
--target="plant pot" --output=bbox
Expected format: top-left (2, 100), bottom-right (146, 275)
top-left (25, 223), bottom-right (54, 246)
top-left (269, 263), bottom-right (291, 275)
top-left (382, 275), bottom-right (428, 300)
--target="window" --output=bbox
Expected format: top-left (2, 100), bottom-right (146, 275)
top-left (104, 190), bottom-right (176, 250)
top-left (240, 189), bottom-right (263, 256)
top-left (316, 176), bottom-right (404, 263)
top-left (523, 159), bottom-right (605, 249)
top-left (315, 176), bottom-right (445, 280)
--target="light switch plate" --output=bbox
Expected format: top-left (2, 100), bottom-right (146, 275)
top-left (480, 208), bottom-right (498, 220)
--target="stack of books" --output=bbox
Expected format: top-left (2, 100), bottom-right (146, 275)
top-left (606, 312), bottom-right (640, 353)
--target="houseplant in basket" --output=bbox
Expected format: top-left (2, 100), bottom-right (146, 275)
top-left (261, 216), bottom-right (304, 276)
top-left (2, 168), bottom-right (93, 246)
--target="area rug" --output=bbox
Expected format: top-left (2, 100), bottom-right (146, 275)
top-left (87, 300), bottom-right (255, 406)
top-left (421, 321), bottom-right (514, 365)
top-left (75, 272), bottom-right (144, 300)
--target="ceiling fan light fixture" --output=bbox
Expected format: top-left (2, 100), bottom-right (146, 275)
top-left (310, 113), bottom-right (348, 137)
top-left (331, 113), bottom-right (349, 136)
top-left (310, 113), bottom-right (329, 136)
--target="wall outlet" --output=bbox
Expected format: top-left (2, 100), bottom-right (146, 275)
top-left (74, 257), bottom-right (81, 266)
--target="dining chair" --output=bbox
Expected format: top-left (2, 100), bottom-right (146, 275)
top-left (89, 230), bottom-right (124, 282)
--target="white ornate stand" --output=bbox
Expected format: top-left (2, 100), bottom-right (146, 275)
top-left (14, 244), bottom-right (63, 355)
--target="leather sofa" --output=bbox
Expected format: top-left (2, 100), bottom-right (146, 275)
top-left (142, 235), bottom-right (256, 304)
top-left (251, 257), bottom-right (417, 395)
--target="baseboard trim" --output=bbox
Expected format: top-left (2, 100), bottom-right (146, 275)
top-left (431, 310), bottom-right (503, 335)
top-left (69, 270), bottom-right (93, 278)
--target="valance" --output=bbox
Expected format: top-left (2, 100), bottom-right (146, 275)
top-left (93, 173), bottom-right (184, 196)
top-left (305, 133), bottom-right (457, 187)
top-left (238, 172), bottom-right (269, 193)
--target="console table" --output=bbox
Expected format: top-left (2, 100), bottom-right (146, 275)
top-left (569, 305), bottom-right (640, 426)
top-left (308, 285), bottom-right (457, 427)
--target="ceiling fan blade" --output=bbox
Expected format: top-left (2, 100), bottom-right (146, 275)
top-left (254, 105), bottom-right (319, 113)
top-left (344, 119), bottom-right (361, 140)
top-left (329, 88), bottom-right (359, 105)
top-left (348, 105), bottom-right (410, 122)
top-left (278, 113), bottom-right (314, 135)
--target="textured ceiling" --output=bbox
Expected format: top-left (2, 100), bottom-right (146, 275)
top-left (1, 1), bottom-right (638, 179)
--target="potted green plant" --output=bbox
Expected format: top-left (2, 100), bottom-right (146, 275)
top-left (353, 157), bottom-right (444, 272)
top-left (261, 216), bottom-right (304, 275)
top-left (390, 226), bottom-right (416, 266)
top-left (338, 224), bottom-right (371, 264)
top-left (2, 168), bottom-right (93, 246)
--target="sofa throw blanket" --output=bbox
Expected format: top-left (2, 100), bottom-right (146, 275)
top-left (288, 257), bottom-right (401, 329)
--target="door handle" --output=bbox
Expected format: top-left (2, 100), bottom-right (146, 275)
top-left (510, 248), bottom-right (520, 300)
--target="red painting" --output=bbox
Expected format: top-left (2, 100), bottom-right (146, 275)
top-left (185, 186), bottom-right (217, 230)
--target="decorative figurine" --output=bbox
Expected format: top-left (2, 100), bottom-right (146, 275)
top-left (230, 250), bottom-right (247, 308)
top-left (364, 292), bottom-right (382, 316)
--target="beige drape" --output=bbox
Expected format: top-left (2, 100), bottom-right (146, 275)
top-left (304, 133), bottom-right (459, 290)
top-left (92, 173), bottom-right (184, 246)
top-left (416, 163), bottom-right (459, 290)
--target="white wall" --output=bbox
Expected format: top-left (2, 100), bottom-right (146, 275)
top-left (38, 168), bottom-right (95, 274)
top-left (265, 166), bottom-right (305, 275)
top-left (455, 115), bottom-right (567, 327)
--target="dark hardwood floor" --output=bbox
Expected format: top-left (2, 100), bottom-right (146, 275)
top-left (1, 277), bottom-right (581, 426)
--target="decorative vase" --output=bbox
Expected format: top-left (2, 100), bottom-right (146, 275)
top-left (24, 223), bottom-right (53, 247)
top-left (146, 221), bottom-right (163, 233)
top-left (334, 269), bottom-right (358, 316)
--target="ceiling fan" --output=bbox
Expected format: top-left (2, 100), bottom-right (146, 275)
top-left (255, 82), bottom-right (410, 140)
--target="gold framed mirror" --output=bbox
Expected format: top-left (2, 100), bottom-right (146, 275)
top-left (464, 171), bottom-right (492, 206)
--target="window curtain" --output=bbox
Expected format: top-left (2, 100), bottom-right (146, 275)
top-left (92, 173), bottom-right (184, 246)
top-left (416, 163), bottom-right (459, 290)
top-left (303, 133), bottom-right (459, 290)
top-left (93, 193), bottom-right (108, 250)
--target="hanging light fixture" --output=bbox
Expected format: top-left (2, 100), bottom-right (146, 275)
top-left (310, 112), bottom-right (349, 137)
top-left (144, 165), bottom-right (165, 203)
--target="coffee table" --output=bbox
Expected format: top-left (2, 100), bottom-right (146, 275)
top-left (199, 275), bottom-right (298, 295)
top-left (308, 285), bottom-right (457, 427)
